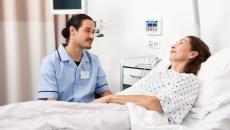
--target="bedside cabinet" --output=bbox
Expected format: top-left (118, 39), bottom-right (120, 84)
top-left (120, 56), bottom-right (160, 90)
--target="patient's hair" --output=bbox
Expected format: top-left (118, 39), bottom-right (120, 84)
top-left (61, 14), bottom-right (93, 42)
top-left (184, 36), bottom-right (211, 75)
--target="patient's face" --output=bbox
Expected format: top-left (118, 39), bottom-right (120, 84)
top-left (169, 37), bottom-right (195, 62)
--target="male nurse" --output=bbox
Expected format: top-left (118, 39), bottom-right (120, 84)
top-left (38, 14), bottom-right (112, 102)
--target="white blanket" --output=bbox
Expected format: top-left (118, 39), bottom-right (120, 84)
top-left (0, 101), bottom-right (182, 130)
top-left (127, 102), bottom-right (183, 130)
top-left (0, 101), bottom-right (130, 130)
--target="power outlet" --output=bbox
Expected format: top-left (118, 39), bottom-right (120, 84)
top-left (148, 40), bottom-right (160, 49)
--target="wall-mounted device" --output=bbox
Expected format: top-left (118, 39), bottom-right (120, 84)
top-left (94, 19), bottom-right (106, 37)
top-left (51, 0), bottom-right (85, 14)
top-left (148, 40), bottom-right (160, 49)
top-left (146, 18), bottom-right (162, 35)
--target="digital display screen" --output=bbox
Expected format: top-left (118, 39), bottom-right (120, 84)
top-left (53, 0), bottom-right (82, 10)
top-left (146, 20), bottom-right (158, 32)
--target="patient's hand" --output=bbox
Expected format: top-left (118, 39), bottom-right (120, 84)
top-left (92, 95), bottom-right (112, 103)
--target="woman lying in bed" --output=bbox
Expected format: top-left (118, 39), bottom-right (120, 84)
top-left (93, 36), bottom-right (211, 124)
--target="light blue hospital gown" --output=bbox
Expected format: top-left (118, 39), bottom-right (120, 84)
top-left (119, 69), bottom-right (199, 124)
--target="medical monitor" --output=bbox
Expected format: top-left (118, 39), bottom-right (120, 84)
top-left (51, 0), bottom-right (85, 14)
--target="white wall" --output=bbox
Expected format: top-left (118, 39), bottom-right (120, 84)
top-left (199, 0), bottom-right (230, 53)
top-left (87, 0), bottom-right (197, 92)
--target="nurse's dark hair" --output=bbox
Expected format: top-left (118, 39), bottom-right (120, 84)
top-left (61, 14), bottom-right (93, 42)
top-left (169, 36), bottom-right (211, 75)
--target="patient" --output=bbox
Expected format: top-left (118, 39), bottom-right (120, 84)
top-left (93, 36), bottom-right (211, 124)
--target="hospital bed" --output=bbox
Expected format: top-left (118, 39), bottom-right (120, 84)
top-left (0, 47), bottom-right (230, 130)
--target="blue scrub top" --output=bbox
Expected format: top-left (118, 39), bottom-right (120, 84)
top-left (38, 44), bottom-right (109, 102)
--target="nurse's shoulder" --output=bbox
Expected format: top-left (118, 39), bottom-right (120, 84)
top-left (40, 51), bottom-right (59, 72)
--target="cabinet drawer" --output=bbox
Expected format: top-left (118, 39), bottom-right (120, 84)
top-left (123, 68), bottom-right (150, 85)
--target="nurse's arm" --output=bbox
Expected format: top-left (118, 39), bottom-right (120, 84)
top-left (99, 90), bottom-right (112, 97)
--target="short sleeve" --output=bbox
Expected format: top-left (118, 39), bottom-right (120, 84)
top-left (37, 57), bottom-right (58, 99)
top-left (95, 56), bottom-right (109, 94)
top-left (157, 75), bottom-right (199, 124)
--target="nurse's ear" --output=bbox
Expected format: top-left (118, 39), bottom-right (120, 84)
top-left (69, 26), bottom-right (76, 36)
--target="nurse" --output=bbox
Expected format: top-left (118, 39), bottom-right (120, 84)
top-left (38, 14), bottom-right (112, 102)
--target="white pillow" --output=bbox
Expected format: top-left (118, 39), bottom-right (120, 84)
top-left (153, 57), bottom-right (170, 72)
top-left (194, 47), bottom-right (230, 112)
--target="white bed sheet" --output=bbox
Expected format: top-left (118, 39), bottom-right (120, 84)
top-left (0, 101), bottom-right (130, 130)
top-left (0, 101), bottom-right (229, 130)
top-left (0, 101), bottom-right (180, 130)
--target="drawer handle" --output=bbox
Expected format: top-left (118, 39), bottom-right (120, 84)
top-left (129, 74), bottom-right (142, 78)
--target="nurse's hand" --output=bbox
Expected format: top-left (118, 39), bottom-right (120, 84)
top-left (92, 95), bottom-right (112, 103)
top-left (47, 98), bottom-right (57, 101)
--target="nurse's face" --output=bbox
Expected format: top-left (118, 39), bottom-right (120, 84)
top-left (71, 19), bottom-right (95, 49)
top-left (169, 37), bottom-right (198, 63)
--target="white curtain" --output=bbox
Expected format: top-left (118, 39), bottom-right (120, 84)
top-left (0, 0), bottom-right (57, 105)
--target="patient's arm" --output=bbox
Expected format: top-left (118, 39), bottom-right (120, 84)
top-left (94, 95), bottom-right (163, 112)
